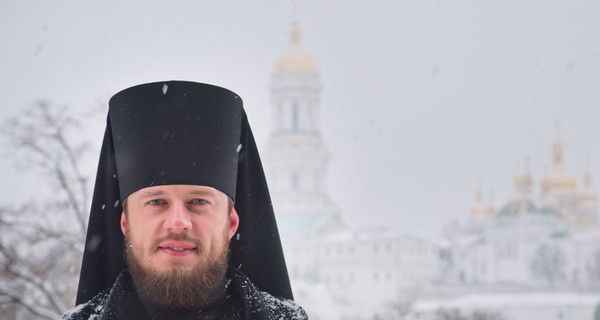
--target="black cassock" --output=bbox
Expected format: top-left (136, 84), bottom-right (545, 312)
top-left (63, 267), bottom-right (306, 320)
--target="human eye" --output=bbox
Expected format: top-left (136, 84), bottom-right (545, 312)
top-left (190, 199), bottom-right (208, 205)
top-left (147, 199), bottom-right (166, 206)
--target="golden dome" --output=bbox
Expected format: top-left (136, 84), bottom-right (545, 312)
top-left (470, 190), bottom-right (494, 218)
top-left (540, 172), bottom-right (577, 194)
top-left (540, 138), bottom-right (577, 196)
top-left (578, 172), bottom-right (598, 206)
top-left (514, 174), bottom-right (533, 198)
top-left (276, 22), bottom-right (316, 72)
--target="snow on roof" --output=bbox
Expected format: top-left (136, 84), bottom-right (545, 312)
top-left (320, 226), bottom-right (441, 246)
top-left (569, 228), bottom-right (600, 241)
top-left (438, 238), bottom-right (451, 248)
top-left (277, 212), bottom-right (332, 233)
top-left (453, 234), bottom-right (484, 246)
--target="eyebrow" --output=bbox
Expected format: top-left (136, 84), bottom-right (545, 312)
top-left (187, 190), bottom-right (216, 197)
top-left (138, 190), bottom-right (166, 199)
top-left (137, 189), bottom-right (216, 199)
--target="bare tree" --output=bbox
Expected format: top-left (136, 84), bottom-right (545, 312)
top-left (435, 308), bottom-right (505, 320)
top-left (470, 310), bottom-right (505, 320)
top-left (436, 308), bottom-right (469, 320)
top-left (370, 287), bottom-right (418, 320)
top-left (369, 301), bottom-right (410, 320)
top-left (530, 243), bottom-right (566, 288)
top-left (586, 247), bottom-right (600, 290)
top-left (0, 101), bottom-right (97, 319)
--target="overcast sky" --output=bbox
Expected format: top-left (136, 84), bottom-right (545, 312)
top-left (1, 0), bottom-right (599, 237)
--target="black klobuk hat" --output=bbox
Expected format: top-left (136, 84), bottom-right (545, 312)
top-left (75, 81), bottom-right (293, 304)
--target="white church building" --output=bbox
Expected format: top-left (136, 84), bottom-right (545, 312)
top-left (407, 139), bottom-right (600, 320)
top-left (262, 23), bottom-right (440, 319)
top-left (440, 138), bottom-right (600, 289)
top-left (262, 21), bottom-right (600, 320)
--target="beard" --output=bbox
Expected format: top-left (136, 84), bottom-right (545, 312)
top-left (124, 230), bottom-right (230, 310)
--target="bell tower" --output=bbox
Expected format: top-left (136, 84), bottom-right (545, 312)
top-left (265, 22), bottom-right (342, 235)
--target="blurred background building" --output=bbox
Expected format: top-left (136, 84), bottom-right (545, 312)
top-left (407, 139), bottom-right (600, 320)
top-left (265, 22), bottom-right (600, 320)
top-left (441, 137), bottom-right (599, 287)
top-left (264, 22), bottom-right (440, 319)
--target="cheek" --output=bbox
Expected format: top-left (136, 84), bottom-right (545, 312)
top-left (211, 223), bottom-right (231, 251)
top-left (127, 227), bottom-right (152, 251)
top-left (129, 218), bottom-right (156, 238)
top-left (197, 219), bottom-right (228, 247)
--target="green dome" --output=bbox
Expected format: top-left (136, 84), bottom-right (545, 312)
top-left (496, 200), bottom-right (538, 216)
top-left (538, 206), bottom-right (561, 216)
top-left (496, 200), bottom-right (561, 217)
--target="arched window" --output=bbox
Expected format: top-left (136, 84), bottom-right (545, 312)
top-left (291, 170), bottom-right (299, 191)
top-left (292, 102), bottom-right (299, 131)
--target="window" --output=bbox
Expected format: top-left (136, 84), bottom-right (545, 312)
top-left (291, 171), bottom-right (299, 191)
top-left (292, 102), bottom-right (299, 131)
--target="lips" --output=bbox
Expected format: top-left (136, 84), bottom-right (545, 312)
top-left (158, 241), bottom-right (198, 256)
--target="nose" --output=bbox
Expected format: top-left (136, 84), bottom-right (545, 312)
top-left (163, 202), bottom-right (192, 232)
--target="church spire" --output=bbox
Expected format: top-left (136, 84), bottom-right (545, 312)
top-left (579, 171), bottom-right (598, 205)
top-left (552, 137), bottom-right (565, 172)
top-left (276, 22), bottom-right (315, 72)
top-left (540, 133), bottom-right (577, 211)
top-left (470, 189), bottom-right (487, 218)
top-left (470, 182), bottom-right (494, 218)
top-left (266, 21), bottom-right (340, 232)
top-left (514, 156), bottom-right (533, 200)
top-left (291, 21), bottom-right (301, 44)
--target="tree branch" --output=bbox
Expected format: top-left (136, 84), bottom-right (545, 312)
top-left (2, 262), bottom-right (67, 314)
top-left (0, 100), bottom-right (95, 318)
top-left (0, 287), bottom-right (60, 320)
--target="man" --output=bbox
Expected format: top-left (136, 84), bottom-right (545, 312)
top-left (62, 81), bottom-right (307, 319)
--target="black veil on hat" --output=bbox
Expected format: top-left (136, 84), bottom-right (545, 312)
top-left (76, 81), bottom-right (293, 304)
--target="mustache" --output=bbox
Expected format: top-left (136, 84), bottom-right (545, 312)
top-left (152, 232), bottom-right (203, 250)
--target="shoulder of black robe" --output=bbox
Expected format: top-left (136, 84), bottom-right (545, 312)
top-left (65, 268), bottom-right (306, 320)
top-left (228, 268), bottom-right (308, 320)
top-left (75, 81), bottom-right (293, 305)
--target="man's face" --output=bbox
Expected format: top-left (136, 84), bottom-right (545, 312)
top-left (120, 184), bottom-right (239, 308)
top-left (121, 184), bottom-right (238, 272)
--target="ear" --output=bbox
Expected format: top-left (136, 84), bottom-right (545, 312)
top-left (228, 208), bottom-right (240, 240)
top-left (120, 212), bottom-right (127, 235)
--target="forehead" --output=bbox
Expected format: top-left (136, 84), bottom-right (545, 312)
top-left (130, 184), bottom-right (226, 199)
